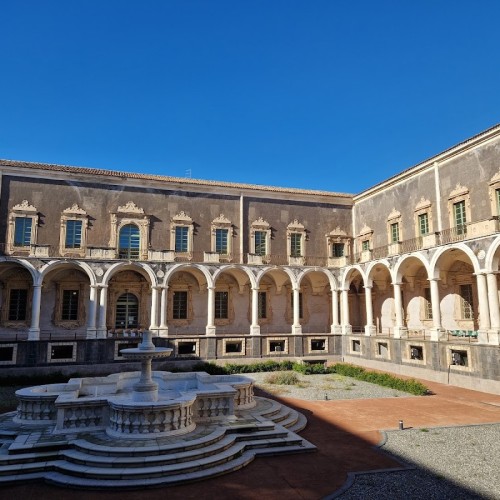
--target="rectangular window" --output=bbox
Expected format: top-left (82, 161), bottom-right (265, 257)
top-left (215, 291), bottom-right (228, 319)
top-left (290, 233), bottom-right (302, 257)
top-left (496, 189), bottom-right (500, 215)
top-left (14, 217), bottom-right (32, 247)
top-left (390, 222), bottom-right (400, 243)
top-left (175, 226), bottom-right (189, 252)
top-left (258, 291), bottom-right (267, 319)
top-left (460, 284), bottom-right (474, 320)
top-left (424, 288), bottom-right (433, 320)
top-left (65, 220), bottom-right (82, 248)
top-left (361, 239), bottom-right (370, 251)
top-left (332, 243), bottom-right (344, 257)
top-left (254, 231), bottom-right (267, 256)
top-left (173, 291), bottom-right (188, 319)
top-left (8, 289), bottom-right (28, 321)
top-left (215, 228), bottom-right (228, 254)
top-left (454, 201), bottom-right (467, 235)
top-left (62, 290), bottom-right (79, 321)
top-left (291, 292), bottom-right (303, 319)
top-left (418, 213), bottom-right (429, 236)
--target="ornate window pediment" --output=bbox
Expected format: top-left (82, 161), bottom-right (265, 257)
top-left (414, 197), bottom-right (433, 237)
top-left (447, 184), bottom-right (471, 233)
top-left (171, 211), bottom-right (194, 257)
top-left (117, 201), bottom-right (145, 214)
top-left (326, 227), bottom-right (351, 262)
top-left (387, 208), bottom-right (402, 244)
top-left (287, 220), bottom-right (306, 263)
top-left (211, 214), bottom-right (233, 259)
top-left (7, 200), bottom-right (39, 255)
top-left (60, 205), bottom-right (89, 257)
top-left (488, 171), bottom-right (500, 216)
top-left (250, 218), bottom-right (271, 262)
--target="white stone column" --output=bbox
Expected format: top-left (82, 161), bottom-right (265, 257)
top-left (331, 289), bottom-right (341, 334)
top-left (86, 285), bottom-right (98, 339)
top-left (429, 278), bottom-right (444, 341)
top-left (341, 288), bottom-right (351, 334)
top-left (392, 282), bottom-right (407, 338)
top-left (364, 285), bottom-right (376, 336)
top-left (28, 284), bottom-right (42, 341)
top-left (158, 286), bottom-right (169, 337)
top-left (206, 286), bottom-right (216, 335)
top-left (149, 286), bottom-right (160, 334)
top-left (485, 272), bottom-right (500, 345)
top-left (250, 287), bottom-right (260, 335)
top-left (292, 287), bottom-right (302, 335)
top-left (475, 273), bottom-right (490, 331)
top-left (96, 285), bottom-right (108, 338)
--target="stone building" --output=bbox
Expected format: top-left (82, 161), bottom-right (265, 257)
top-left (1, 124), bottom-right (499, 393)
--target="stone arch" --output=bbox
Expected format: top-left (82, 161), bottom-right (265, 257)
top-left (102, 261), bottom-right (157, 287)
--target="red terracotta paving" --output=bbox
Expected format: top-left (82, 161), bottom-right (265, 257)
top-left (2, 379), bottom-right (500, 500)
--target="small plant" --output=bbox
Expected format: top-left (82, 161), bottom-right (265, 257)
top-left (420, 428), bottom-right (429, 432)
top-left (263, 371), bottom-right (300, 385)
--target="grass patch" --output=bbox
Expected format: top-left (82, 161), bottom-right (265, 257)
top-left (263, 371), bottom-right (300, 386)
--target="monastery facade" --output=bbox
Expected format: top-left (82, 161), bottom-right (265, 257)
top-left (1, 124), bottom-right (500, 393)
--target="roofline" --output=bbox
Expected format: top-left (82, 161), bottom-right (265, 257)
top-left (354, 123), bottom-right (500, 201)
top-left (0, 159), bottom-right (353, 200)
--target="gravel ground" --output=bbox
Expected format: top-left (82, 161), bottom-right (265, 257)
top-left (335, 424), bottom-right (500, 500)
top-left (246, 372), bottom-right (413, 400)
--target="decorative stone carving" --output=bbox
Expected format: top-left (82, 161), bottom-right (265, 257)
top-left (63, 204), bottom-right (87, 215)
top-left (12, 200), bottom-right (37, 212)
top-left (387, 208), bottom-right (401, 221)
top-left (415, 197), bottom-right (431, 211)
top-left (449, 183), bottom-right (469, 199)
top-left (117, 201), bottom-right (144, 214)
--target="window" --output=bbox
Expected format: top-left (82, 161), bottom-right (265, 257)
top-left (118, 224), bottom-right (140, 259)
top-left (173, 291), bottom-right (188, 320)
top-left (14, 217), bottom-right (32, 247)
top-left (448, 185), bottom-right (470, 238)
top-left (8, 289), bottom-right (27, 321)
top-left (496, 188), bottom-right (500, 215)
top-left (424, 288), bottom-right (433, 320)
top-left (332, 243), bottom-right (344, 257)
top-left (418, 213), bottom-right (429, 236)
top-left (65, 220), bottom-right (82, 248)
top-left (61, 290), bottom-right (79, 321)
top-left (454, 200), bottom-right (467, 234)
top-left (215, 228), bottom-right (228, 254)
top-left (115, 292), bottom-right (139, 328)
top-left (255, 231), bottom-right (267, 256)
top-left (290, 233), bottom-right (302, 257)
top-left (460, 284), bottom-right (473, 320)
top-left (362, 239), bottom-right (370, 251)
top-left (175, 226), bottom-right (189, 252)
top-left (291, 292), bottom-right (303, 319)
top-left (258, 291), bottom-right (267, 319)
top-left (215, 291), bottom-right (228, 319)
top-left (390, 222), bottom-right (400, 243)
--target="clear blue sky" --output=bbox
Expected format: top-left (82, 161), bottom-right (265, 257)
top-left (1, 1), bottom-right (499, 194)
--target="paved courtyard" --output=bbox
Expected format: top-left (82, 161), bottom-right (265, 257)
top-left (1, 375), bottom-right (500, 499)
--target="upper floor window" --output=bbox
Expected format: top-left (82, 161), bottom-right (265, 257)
top-left (255, 231), bottom-right (267, 255)
top-left (119, 224), bottom-right (140, 259)
top-left (250, 218), bottom-right (271, 261)
top-left (60, 204), bottom-right (89, 257)
top-left (171, 211), bottom-right (194, 256)
top-left (7, 200), bottom-right (38, 254)
top-left (413, 197), bottom-right (433, 238)
top-left (488, 170), bottom-right (500, 216)
top-left (387, 208), bottom-right (402, 244)
top-left (361, 239), bottom-right (370, 251)
top-left (332, 243), bottom-right (344, 257)
top-left (448, 184), bottom-right (470, 236)
top-left (418, 213), bottom-right (429, 235)
top-left (390, 222), bottom-right (400, 243)
top-left (110, 202), bottom-right (149, 260)
top-left (287, 220), bottom-right (306, 263)
top-left (211, 214), bottom-right (233, 258)
top-left (14, 217), bottom-right (32, 247)
top-left (357, 224), bottom-right (373, 257)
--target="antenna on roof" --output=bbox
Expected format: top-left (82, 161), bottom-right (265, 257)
top-left (185, 169), bottom-right (192, 178)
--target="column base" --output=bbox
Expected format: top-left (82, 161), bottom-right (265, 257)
top-left (250, 325), bottom-right (261, 335)
top-left (157, 327), bottom-right (169, 338)
top-left (341, 324), bottom-right (352, 335)
top-left (291, 324), bottom-right (302, 335)
top-left (393, 326), bottom-right (408, 339)
top-left (205, 325), bottom-right (216, 336)
top-left (430, 327), bottom-right (446, 341)
top-left (96, 329), bottom-right (107, 339)
top-left (86, 328), bottom-right (97, 339)
top-left (331, 324), bottom-right (342, 334)
top-left (479, 329), bottom-right (500, 345)
top-left (364, 325), bottom-right (376, 336)
top-left (28, 327), bottom-right (40, 341)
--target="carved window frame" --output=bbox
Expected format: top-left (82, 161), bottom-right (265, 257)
top-left (287, 220), bottom-right (306, 260)
top-left (7, 200), bottom-right (38, 255)
top-left (357, 224), bottom-right (373, 253)
top-left (386, 208), bottom-right (402, 244)
top-left (250, 217), bottom-right (271, 260)
top-left (214, 284), bottom-right (235, 326)
top-left (54, 282), bottom-right (86, 329)
top-left (211, 214), bottom-right (233, 259)
top-left (447, 184), bottom-right (471, 230)
top-left (168, 284), bottom-right (194, 326)
top-left (59, 204), bottom-right (89, 257)
top-left (488, 170), bottom-right (500, 216)
top-left (414, 198), bottom-right (433, 237)
top-left (326, 227), bottom-right (351, 258)
top-left (109, 202), bottom-right (150, 260)
top-left (1, 278), bottom-right (32, 328)
top-left (171, 211), bottom-right (194, 259)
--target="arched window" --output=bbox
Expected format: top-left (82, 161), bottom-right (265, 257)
top-left (118, 224), bottom-right (140, 259)
top-left (115, 292), bottom-right (139, 329)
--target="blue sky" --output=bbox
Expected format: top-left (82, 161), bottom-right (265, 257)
top-left (1, 1), bottom-right (499, 194)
